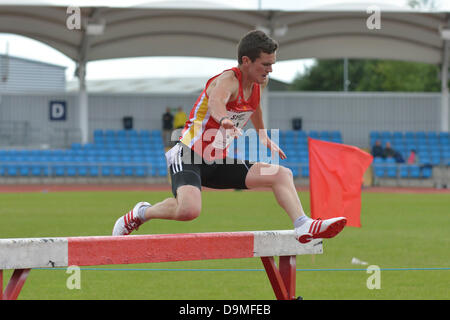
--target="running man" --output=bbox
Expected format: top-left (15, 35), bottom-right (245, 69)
top-left (113, 30), bottom-right (347, 243)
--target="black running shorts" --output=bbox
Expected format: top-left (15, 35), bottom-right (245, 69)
top-left (166, 143), bottom-right (254, 197)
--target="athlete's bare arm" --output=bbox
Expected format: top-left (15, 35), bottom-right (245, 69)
top-left (206, 71), bottom-right (239, 130)
top-left (250, 78), bottom-right (286, 160)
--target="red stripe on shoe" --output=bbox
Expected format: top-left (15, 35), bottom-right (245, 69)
top-left (315, 221), bottom-right (323, 234)
top-left (308, 220), bottom-right (316, 234)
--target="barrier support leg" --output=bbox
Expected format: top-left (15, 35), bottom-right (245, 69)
top-left (1, 269), bottom-right (31, 300)
top-left (261, 256), bottom-right (296, 300)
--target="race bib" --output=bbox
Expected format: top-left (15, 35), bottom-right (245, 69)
top-left (212, 110), bottom-right (252, 150)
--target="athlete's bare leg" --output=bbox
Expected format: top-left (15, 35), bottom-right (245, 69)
top-left (142, 185), bottom-right (202, 221)
top-left (245, 162), bottom-right (306, 223)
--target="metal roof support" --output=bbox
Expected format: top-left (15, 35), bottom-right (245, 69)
top-left (75, 8), bottom-right (104, 144)
top-left (441, 15), bottom-right (450, 132)
top-left (441, 41), bottom-right (449, 132)
top-left (76, 60), bottom-right (88, 144)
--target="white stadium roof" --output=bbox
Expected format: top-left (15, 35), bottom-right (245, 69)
top-left (1, 0), bottom-right (449, 142)
top-left (0, 1), bottom-right (448, 64)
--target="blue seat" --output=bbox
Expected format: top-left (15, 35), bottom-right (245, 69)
top-left (405, 132), bottom-right (415, 139)
top-left (123, 165), bottom-right (134, 176)
top-left (52, 165), bottom-right (65, 176)
top-left (94, 129), bottom-right (104, 138)
top-left (393, 131), bottom-right (403, 139)
top-left (309, 131), bottom-right (319, 139)
top-left (101, 165), bottom-right (112, 176)
top-left (135, 165), bottom-right (147, 177)
top-left (88, 165), bottom-right (99, 177)
top-left (301, 165), bottom-right (309, 177)
top-left (430, 154), bottom-right (441, 165)
top-left (384, 157), bottom-right (395, 164)
top-left (66, 165), bottom-right (77, 177)
top-left (399, 165), bottom-right (409, 178)
top-left (416, 131), bottom-right (426, 140)
top-left (409, 165), bottom-right (420, 178)
top-left (381, 131), bottom-right (392, 140)
top-left (419, 154), bottom-right (430, 165)
top-left (373, 158), bottom-right (385, 177)
top-left (319, 131), bottom-right (330, 140)
top-left (421, 166), bottom-right (432, 178)
top-left (6, 164), bottom-right (18, 176)
top-left (77, 165), bottom-right (88, 176)
top-left (426, 131), bottom-right (438, 139)
top-left (370, 131), bottom-right (381, 142)
top-left (19, 164), bottom-right (30, 176)
top-left (157, 166), bottom-right (168, 177)
top-left (386, 165), bottom-right (397, 178)
top-left (112, 165), bottom-right (123, 177)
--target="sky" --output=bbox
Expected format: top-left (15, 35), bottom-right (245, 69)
top-left (0, 32), bottom-right (314, 84)
top-left (0, 0), bottom-right (445, 84)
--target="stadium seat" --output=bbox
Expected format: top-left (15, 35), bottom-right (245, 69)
top-left (399, 165), bottom-right (409, 178)
top-left (409, 165), bottom-right (420, 178)
top-left (88, 165), bottom-right (99, 177)
top-left (112, 165), bottom-right (123, 177)
top-left (52, 165), bottom-right (65, 176)
top-left (309, 131), bottom-right (319, 139)
top-left (76, 165), bottom-right (88, 177)
top-left (135, 165), bottom-right (147, 177)
top-left (386, 164), bottom-right (397, 178)
top-left (19, 164), bottom-right (30, 176)
top-left (421, 166), bottom-right (432, 178)
top-left (301, 165), bottom-right (309, 177)
top-left (101, 165), bottom-right (112, 177)
top-left (5, 164), bottom-right (18, 176)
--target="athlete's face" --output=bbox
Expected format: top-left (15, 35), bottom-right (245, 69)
top-left (243, 52), bottom-right (276, 84)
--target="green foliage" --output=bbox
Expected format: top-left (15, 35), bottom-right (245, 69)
top-left (289, 59), bottom-right (442, 92)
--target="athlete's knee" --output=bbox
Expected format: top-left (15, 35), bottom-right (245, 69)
top-left (275, 165), bottom-right (293, 182)
top-left (175, 185), bottom-right (201, 221)
top-left (176, 203), bottom-right (201, 221)
top-left (281, 166), bottom-right (294, 178)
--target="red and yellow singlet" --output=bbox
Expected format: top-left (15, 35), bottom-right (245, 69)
top-left (179, 67), bottom-right (261, 161)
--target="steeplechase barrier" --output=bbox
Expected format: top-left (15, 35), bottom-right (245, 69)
top-left (0, 230), bottom-right (323, 300)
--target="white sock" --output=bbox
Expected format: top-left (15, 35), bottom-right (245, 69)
top-left (294, 215), bottom-right (311, 229)
top-left (137, 205), bottom-right (151, 222)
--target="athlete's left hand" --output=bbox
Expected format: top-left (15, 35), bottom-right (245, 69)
top-left (263, 138), bottom-right (286, 160)
top-left (270, 143), bottom-right (287, 160)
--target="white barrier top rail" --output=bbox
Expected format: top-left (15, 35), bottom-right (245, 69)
top-left (0, 230), bottom-right (323, 269)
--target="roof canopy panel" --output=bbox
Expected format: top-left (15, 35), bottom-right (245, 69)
top-left (0, 5), bottom-right (448, 64)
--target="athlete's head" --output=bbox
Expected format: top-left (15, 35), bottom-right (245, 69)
top-left (237, 30), bottom-right (278, 84)
top-left (238, 30), bottom-right (278, 64)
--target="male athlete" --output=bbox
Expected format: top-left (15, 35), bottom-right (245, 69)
top-left (113, 30), bottom-right (347, 244)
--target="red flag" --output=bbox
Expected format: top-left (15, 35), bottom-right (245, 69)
top-left (308, 138), bottom-right (373, 227)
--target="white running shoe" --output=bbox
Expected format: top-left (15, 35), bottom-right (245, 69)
top-left (112, 202), bottom-right (151, 236)
top-left (295, 216), bottom-right (347, 244)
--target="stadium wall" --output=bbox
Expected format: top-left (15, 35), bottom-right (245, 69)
top-left (268, 92), bottom-right (444, 148)
top-left (0, 91), bottom-right (446, 148)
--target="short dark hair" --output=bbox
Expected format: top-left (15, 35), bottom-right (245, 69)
top-left (237, 30), bottom-right (278, 64)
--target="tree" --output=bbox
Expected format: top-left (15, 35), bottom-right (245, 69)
top-left (407, 0), bottom-right (439, 10)
top-left (289, 59), bottom-right (441, 92)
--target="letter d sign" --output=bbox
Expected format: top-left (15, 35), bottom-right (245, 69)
top-left (50, 101), bottom-right (67, 121)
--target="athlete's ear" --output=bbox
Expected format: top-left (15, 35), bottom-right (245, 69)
top-left (241, 56), bottom-right (252, 65)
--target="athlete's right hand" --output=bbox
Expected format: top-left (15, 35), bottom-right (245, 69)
top-left (220, 118), bottom-right (235, 130)
top-left (220, 118), bottom-right (243, 138)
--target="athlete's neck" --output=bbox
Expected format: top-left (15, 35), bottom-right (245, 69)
top-left (237, 65), bottom-right (254, 91)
